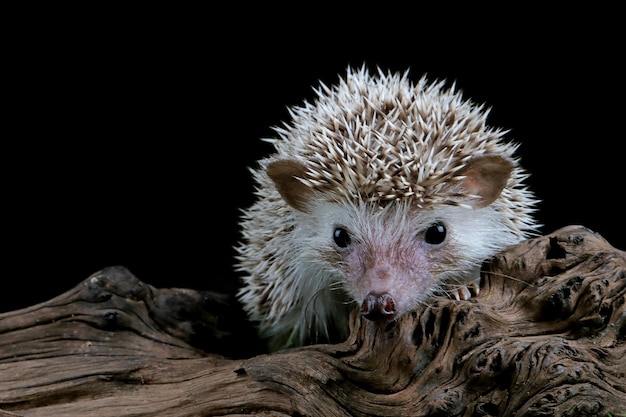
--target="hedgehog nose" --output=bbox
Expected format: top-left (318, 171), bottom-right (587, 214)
top-left (361, 292), bottom-right (397, 321)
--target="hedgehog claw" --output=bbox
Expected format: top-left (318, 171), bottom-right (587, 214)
top-left (470, 280), bottom-right (480, 295)
top-left (450, 279), bottom-right (481, 301)
top-left (455, 286), bottom-right (472, 301)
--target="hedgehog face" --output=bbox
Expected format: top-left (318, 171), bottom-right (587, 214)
top-left (296, 198), bottom-right (518, 322)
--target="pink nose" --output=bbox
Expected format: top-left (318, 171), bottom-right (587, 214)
top-left (361, 292), bottom-right (397, 321)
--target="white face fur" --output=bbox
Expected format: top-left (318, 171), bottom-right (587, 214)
top-left (293, 198), bottom-right (520, 321)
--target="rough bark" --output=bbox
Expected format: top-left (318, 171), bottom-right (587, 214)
top-left (0, 225), bottom-right (624, 417)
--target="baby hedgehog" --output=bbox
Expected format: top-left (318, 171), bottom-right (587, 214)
top-left (235, 65), bottom-right (539, 351)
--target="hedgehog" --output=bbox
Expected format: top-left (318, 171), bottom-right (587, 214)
top-left (235, 65), bottom-right (540, 351)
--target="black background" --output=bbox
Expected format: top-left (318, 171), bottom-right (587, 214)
top-left (3, 9), bottom-right (624, 320)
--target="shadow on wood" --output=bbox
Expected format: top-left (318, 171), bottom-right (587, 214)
top-left (0, 225), bottom-right (625, 416)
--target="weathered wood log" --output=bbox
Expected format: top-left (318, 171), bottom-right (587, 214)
top-left (0, 225), bottom-right (624, 416)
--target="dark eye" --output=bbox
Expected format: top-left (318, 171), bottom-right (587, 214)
top-left (424, 222), bottom-right (446, 245)
top-left (333, 227), bottom-right (351, 248)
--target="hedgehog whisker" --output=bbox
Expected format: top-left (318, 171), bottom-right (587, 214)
top-left (303, 281), bottom-right (351, 313)
top-left (432, 267), bottom-right (535, 300)
top-left (479, 269), bottom-right (536, 288)
top-left (300, 280), bottom-right (352, 342)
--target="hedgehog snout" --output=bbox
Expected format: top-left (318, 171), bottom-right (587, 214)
top-left (360, 292), bottom-right (397, 321)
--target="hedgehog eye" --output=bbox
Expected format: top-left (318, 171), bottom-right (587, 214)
top-left (424, 222), bottom-right (447, 245)
top-left (333, 227), bottom-right (352, 248)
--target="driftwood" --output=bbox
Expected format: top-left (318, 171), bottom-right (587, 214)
top-left (0, 225), bottom-right (624, 416)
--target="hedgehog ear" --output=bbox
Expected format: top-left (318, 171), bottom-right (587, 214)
top-left (459, 155), bottom-right (513, 208)
top-left (266, 160), bottom-right (314, 212)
